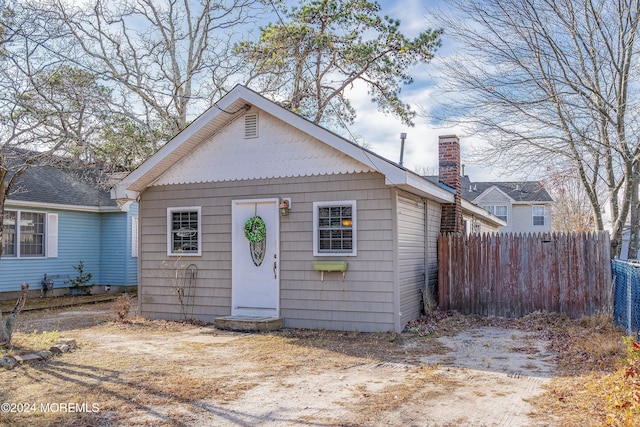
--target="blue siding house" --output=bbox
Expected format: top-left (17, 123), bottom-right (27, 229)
top-left (0, 155), bottom-right (138, 297)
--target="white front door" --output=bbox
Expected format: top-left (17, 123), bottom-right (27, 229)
top-left (231, 198), bottom-right (280, 317)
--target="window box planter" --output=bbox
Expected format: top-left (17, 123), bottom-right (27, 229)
top-left (313, 261), bottom-right (348, 281)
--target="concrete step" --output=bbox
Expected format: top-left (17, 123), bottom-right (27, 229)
top-left (214, 316), bottom-right (283, 332)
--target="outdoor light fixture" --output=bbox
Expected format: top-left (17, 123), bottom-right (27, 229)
top-left (279, 198), bottom-right (290, 216)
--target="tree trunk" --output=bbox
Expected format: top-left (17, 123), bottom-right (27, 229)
top-left (0, 283), bottom-right (29, 347)
top-left (628, 165), bottom-right (640, 259)
top-left (0, 159), bottom-right (6, 258)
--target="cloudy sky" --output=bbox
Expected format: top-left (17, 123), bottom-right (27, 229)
top-left (342, 0), bottom-right (506, 182)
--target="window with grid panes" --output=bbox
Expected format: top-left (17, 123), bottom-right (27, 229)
top-left (532, 205), bottom-right (545, 226)
top-left (2, 210), bottom-right (45, 257)
top-left (483, 205), bottom-right (508, 223)
top-left (2, 211), bottom-right (16, 256)
top-left (313, 201), bottom-right (357, 256)
top-left (167, 207), bottom-right (201, 256)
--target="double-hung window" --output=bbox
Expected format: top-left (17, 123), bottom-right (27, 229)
top-left (313, 201), bottom-right (357, 256)
top-left (2, 211), bottom-right (16, 256)
top-left (532, 205), bottom-right (545, 226)
top-left (167, 207), bottom-right (201, 256)
top-left (483, 205), bottom-right (508, 223)
top-left (2, 210), bottom-right (49, 257)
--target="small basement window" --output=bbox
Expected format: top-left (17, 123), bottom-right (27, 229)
top-left (167, 207), bottom-right (201, 256)
top-left (313, 200), bottom-right (357, 256)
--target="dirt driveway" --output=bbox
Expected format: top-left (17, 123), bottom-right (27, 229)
top-left (2, 301), bottom-right (560, 426)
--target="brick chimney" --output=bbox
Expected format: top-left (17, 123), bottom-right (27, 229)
top-left (439, 135), bottom-right (463, 233)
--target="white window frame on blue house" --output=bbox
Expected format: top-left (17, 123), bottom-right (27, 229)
top-left (131, 216), bottom-right (139, 258)
top-left (2, 210), bottom-right (57, 258)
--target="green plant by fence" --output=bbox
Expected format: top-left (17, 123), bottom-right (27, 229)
top-left (438, 232), bottom-right (612, 318)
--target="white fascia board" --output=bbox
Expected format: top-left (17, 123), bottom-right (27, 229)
top-left (111, 187), bottom-right (140, 203)
top-left (112, 89), bottom-right (240, 198)
top-left (242, 88), bottom-right (394, 171)
top-left (5, 199), bottom-right (123, 213)
top-left (473, 185), bottom-right (515, 204)
top-left (115, 107), bottom-right (222, 188)
top-left (462, 199), bottom-right (507, 227)
top-left (400, 172), bottom-right (455, 203)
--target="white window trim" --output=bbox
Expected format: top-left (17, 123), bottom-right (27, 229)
top-left (532, 205), bottom-right (546, 226)
top-left (131, 215), bottom-right (139, 258)
top-left (2, 209), bottom-right (51, 258)
top-left (47, 213), bottom-right (58, 258)
top-left (313, 200), bottom-right (357, 257)
top-left (167, 206), bottom-right (202, 256)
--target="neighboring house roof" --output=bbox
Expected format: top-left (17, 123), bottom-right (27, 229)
top-left (460, 175), bottom-right (553, 204)
top-left (426, 175), bottom-right (553, 204)
top-left (422, 175), bottom-right (506, 227)
top-left (113, 84), bottom-right (458, 206)
top-left (4, 150), bottom-right (119, 211)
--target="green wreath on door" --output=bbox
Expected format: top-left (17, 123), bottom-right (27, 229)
top-left (244, 216), bottom-right (266, 266)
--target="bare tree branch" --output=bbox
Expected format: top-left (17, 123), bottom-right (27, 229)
top-left (428, 0), bottom-right (640, 256)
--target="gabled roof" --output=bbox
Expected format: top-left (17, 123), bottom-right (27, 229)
top-left (5, 149), bottom-right (118, 211)
top-left (112, 84), bottom-right (455, 204)
top-left (460, 176), bottom-right (553, 204)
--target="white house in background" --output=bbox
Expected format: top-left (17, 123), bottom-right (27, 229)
top-left (460, 177), bottom-right (554, 234)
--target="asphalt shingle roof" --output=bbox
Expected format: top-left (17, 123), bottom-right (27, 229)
top-left (425, 175), bottom-right (553, 203)
top-left (4, 150), bottom-right (116, 208)
top-left (460, 175), bottom-right (553, 203)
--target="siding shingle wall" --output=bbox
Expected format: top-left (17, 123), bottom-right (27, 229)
top-left (138, 172), bottom-right (397, 331)
top-left (396, 192), bottom-right (426, 327)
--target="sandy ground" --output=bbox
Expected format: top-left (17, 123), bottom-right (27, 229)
top-left (93, 325), bottom-right (555, 426)
top-left (10, 304), bottom-right (558, 426)
top-left (184, 327), bottom-right (555, 426)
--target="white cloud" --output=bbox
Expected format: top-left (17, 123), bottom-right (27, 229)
top-left (345, 74), bottom-right (501, 182)
top-left (340, 0), bottom-right (525, 183)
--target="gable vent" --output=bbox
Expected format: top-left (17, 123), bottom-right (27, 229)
top-left (244, 113), bottom-right (258, 139)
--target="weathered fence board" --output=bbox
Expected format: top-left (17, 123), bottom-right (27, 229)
top-left (438, 232), bottom-right (612, 318)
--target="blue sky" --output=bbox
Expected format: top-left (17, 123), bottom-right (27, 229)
top-left (63, 0), bottom-right (501, 180)
top-left (342, 0), bottom-right (505, 182)
top-left (249, 0), bottom-right (500, 180)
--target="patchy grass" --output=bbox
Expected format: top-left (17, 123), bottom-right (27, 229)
top-left (531, 330), bottom-right (638, 426)
top-left (0, 304), bottom-right (635, 426)
top-left (407, 310), bottom-right (631, 426)
top-left (2, 319), bottom-right (258, 426)
top-left (346, 364), bottom-right (460, 425)
top-left (1, 330), bottom-right (61, 357)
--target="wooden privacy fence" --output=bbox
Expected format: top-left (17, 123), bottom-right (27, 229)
top-left (438, 232), bottom-right (612, 318)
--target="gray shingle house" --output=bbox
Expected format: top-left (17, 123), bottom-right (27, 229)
top-left (112, 85), bottom-right (504, 332)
